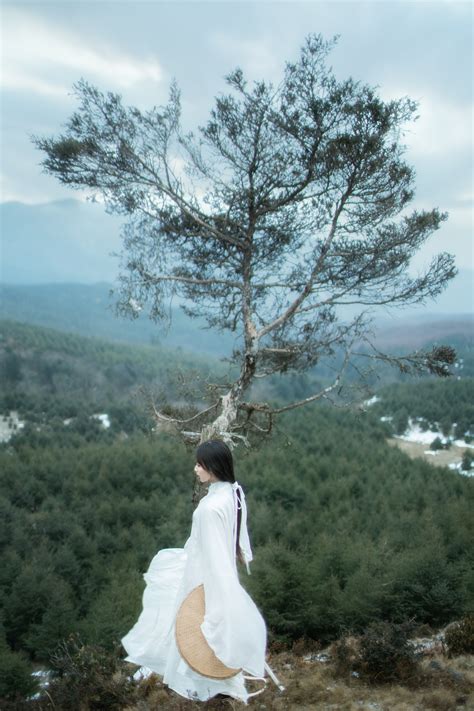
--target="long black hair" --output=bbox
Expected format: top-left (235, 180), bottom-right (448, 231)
top-left (195, 440), bottom-right (243, 560)
top-left (195, 440), bottom-right (235, 483)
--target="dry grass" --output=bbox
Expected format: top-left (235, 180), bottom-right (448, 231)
top-left (119, 649), bottom-right (474, 711)
top-left (19, 634), bottom-right (472, 711)
top-left (387, 438), bottom-right (469, 471)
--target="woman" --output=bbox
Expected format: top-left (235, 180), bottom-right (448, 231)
top-left (121, 439), bottom-right (267, 703)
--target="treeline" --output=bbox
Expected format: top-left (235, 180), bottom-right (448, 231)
top-left (1, 403), bottom-right (472, 696)
top-left (372, 377), bottom-right (474, 438)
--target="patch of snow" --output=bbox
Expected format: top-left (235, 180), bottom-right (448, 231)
top-left (313, 652), bottom-right (331, 663)
top-left (454, 439), bottom-right (474, 449)
top-left (396, 418), bottom-right (445, 446)
top-left (92, 413), bottom-right (111, 429)
top-left (0, 411), bottom-right (25, 443)
top-left (425, 451), bottom-right (438, 456)
top-left (459, 467), bottom-right (474, 478)
top-left (132, 666), bottom-right (154, 680)
top-left (364, 395), bottom-right (380, 407)
top-left (63, 418), bottom-right (74, 426)
top-left (395, 418), bottom-right (474, 448)
top-left (380, 416), bottom-right (393, 422)
top-left (28, 668), bottom-right (52, 699)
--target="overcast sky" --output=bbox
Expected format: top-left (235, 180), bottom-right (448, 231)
top-left (1, 0), bottom-right (472, 271)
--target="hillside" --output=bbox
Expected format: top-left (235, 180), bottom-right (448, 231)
top-left (0, 319), bottom-right (231, 441)
top-left (0, 320), bottom-right (473, 706)
top-left (0, 283), bottom-right (236, 357)
top-left (1, 199), bottom-right (472, 319)
top-left (1, 282), bottom-right (473, 360)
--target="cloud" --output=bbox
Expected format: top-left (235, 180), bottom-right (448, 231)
top-left (407, 96), bottom-right (472, 158)
top-left (209, 32), bottom-right (281, 81)
top-left (380, 85), bottom-right (473, 159)
top-left (1, 8), bottom-right (164, 98)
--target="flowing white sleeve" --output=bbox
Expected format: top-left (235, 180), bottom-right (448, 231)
top-left (198, 504), bottom-right (266, 676)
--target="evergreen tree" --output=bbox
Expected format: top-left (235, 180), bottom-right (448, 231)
top-left (34, 34), bottom-right (456, 447)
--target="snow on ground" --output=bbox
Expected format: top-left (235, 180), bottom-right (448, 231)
top-left (454, 439), bottom-right (474, 449)
top-left (28, 669), bottom-right (52, 700)
top-left (395, 418), bottom-right (474, 449)
top-left (92, 413), bottom-right (111, 429)
top-left (1, 412), bottom-right (112, 437)
top-left (0, 411), bottom-right (25, 443)
top-left (395, 418), bottom-right (445, 446)
top-left (132, 666), bottom-right (155, 680)
top-left (363, 395), bottom-right (380, 407)
top-left (394, 417), bottom-right (474, 449)
top-left (449, 462), bottom-right (474, 477)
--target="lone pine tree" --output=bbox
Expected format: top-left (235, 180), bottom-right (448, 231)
top-left (34, 35), bottom-right (456, 448)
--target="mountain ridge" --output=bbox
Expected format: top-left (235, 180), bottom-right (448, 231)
top-left (1, 198), bottom-right (472, 312)
top-left (1, 282), bottom-right (472, 358)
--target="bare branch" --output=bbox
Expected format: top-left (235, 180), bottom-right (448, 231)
top-left (133, 265), bottom-right (242, 290)
top-left (150, 399), bottom-right (220, 427)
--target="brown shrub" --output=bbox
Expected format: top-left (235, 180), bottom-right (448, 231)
top-left (444, 615), bottom-right (474, 657)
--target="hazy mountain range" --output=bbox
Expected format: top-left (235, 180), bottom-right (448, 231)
top-left (1, 198), bottom-right (473, 310)
top-left (1, 199), bottom-right (123, 284)
top-left (1, 198), bottom-right (472, 357)
top-left (1, 282), bottom-right (472, 361)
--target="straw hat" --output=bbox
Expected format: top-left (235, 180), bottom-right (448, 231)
top-left (175, 584), bottom-right (241, 679)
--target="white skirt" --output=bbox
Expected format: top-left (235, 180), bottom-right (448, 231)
top-left (121, 548), bottom-right (250, 703)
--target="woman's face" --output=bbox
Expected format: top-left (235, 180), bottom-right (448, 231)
top-left (194, 461), bottom-right (217, 483)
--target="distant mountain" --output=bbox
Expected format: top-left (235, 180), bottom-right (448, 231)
top-left (373, 313), bottom-right (474, 350)
top-left (1, 283), bottom-right (472, 369)
top-left (0, 199), bottom-right (122, 284)
top-left (0, 283), bottom-right (237, 357)
top-left (1, 198), bottom-right (472, 313)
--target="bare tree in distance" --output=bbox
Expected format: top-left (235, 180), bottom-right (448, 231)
top-left (34, 34), bottom-right (456, 451)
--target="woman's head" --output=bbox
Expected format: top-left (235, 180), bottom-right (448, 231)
top-left (194, 440), bottom-right (235, 484)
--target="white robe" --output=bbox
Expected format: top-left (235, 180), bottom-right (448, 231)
top-left (121, 480), bottom-right (267, 703)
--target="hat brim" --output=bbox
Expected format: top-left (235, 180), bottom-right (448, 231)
top-left (175, 584), bottom-right (241, 679)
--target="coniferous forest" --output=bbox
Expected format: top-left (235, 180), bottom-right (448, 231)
top-left (0, 319), bottom-right (473, 702)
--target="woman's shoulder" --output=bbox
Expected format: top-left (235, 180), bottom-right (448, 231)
top-left (197, 482), bottom-right (233, 515)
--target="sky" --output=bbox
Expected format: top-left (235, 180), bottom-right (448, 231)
top-left (1, 0), bottom-right (473, 273)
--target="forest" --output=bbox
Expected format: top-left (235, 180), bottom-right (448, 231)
top-left (0, 320), bottom-right (473, 700)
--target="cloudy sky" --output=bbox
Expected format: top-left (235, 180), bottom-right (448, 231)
top-left (1, 0), bottom-right (472, 272)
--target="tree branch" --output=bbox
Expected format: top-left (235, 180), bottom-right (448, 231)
top-left (257, 183), bottom-right (354, 339)
top-left (133, 265), bottom-right (242, 290)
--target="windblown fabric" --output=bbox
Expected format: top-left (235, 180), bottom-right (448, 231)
top-left (121, 480), bottom-right (267, 703)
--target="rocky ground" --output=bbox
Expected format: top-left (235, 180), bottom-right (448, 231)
top-left (118, 629), bottom-right (474, 711)
top-left (24, 622), bottom-right (474, 710)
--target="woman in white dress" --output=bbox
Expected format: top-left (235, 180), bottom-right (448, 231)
top-left (121, 439), bottom-right (268, 704)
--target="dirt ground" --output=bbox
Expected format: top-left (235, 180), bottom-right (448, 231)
top-left (387, 438), bottom-right (471, 472)
top-left (123, 649), bottom-right (474, 711)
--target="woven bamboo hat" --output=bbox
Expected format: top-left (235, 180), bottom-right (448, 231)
top-left (175, 584), bottom-right (241, 679)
